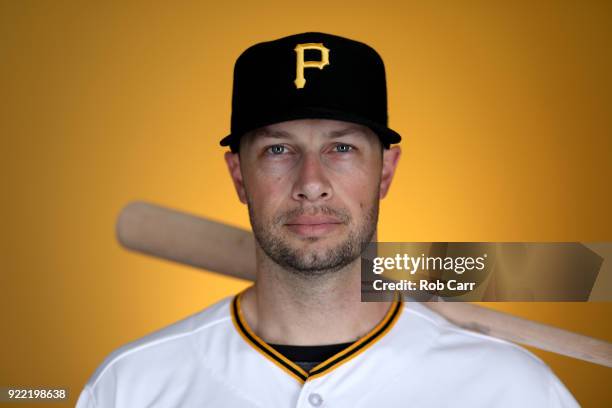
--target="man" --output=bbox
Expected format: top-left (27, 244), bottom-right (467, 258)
top-left (76, 32), bottom-right (579, 407)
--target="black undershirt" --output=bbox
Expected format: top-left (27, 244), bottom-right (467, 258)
top-left (268, 341), bottom-right (356, 373)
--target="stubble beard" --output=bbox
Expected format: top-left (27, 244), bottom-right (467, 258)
top-left (247, 194), bottom-right (380, 279)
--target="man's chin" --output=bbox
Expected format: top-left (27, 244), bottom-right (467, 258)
top-left (277, 240), bottom-right (357, 271)
top-left (256, 231), bottom-right (364, 274)
top-left (281, 254), bottom-right (350, 275)
top-left (282, 232), bottom-right (342, 247)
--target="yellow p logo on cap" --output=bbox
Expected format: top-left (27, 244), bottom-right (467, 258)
top-left (294, 43), bottom-right (330, 89)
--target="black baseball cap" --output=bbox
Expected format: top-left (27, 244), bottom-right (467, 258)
top-left (219, 32), bottom-right (402, 153)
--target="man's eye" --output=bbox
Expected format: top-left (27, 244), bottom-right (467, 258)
top-left (267, 145), bottom-right (286, 155)
top-left (334, 144), bottom-right (353, 153)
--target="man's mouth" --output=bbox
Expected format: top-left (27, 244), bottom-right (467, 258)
top-left (284, 215), bottom-right (344, 237)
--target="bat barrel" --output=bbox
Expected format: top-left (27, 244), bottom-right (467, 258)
top-left (116, 201), bottom-right (256, 281)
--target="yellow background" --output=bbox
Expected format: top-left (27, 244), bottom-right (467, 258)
top-left (1, 1), bottom-right (611, 406)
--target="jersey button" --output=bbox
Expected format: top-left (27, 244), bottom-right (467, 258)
top-left (308, 393), bottom-right (323, 407)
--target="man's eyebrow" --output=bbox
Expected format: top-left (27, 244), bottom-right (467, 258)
top-left (252, 129), bottom-right (292, 139)
top-left (252, 126), bottom-right (367, 140)
top-left (327, 126), bottom-right (368, 138)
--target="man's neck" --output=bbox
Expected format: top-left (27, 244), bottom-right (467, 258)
top-left (239, 248), bottom-right (392, 346)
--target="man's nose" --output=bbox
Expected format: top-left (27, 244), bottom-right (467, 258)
top-left (291, 152), bottom-right (333, 203)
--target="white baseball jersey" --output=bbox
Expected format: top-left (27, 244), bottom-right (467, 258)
top-left (76, 290), bottom-right (579, 407)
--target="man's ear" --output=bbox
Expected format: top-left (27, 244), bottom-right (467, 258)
top-left (224, 151), bottom-right (248, 204)
top-left (379, 146), bottom-right (401, 199)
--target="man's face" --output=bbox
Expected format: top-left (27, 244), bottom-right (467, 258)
top-left (225, 119), bottom-right (400, 277)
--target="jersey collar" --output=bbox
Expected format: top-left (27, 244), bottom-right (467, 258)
top-left (230, 288), bottom-right (403, 384)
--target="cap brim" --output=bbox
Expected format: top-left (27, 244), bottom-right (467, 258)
top-left (219, 106), bottom-right (401, 148)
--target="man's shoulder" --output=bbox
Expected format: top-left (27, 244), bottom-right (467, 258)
top-left (85, 295), bottom-right (234, 389)
top-left (382, 301), bottom-right (578, 407)
top-left (400, 301), bottom-right (556, 377)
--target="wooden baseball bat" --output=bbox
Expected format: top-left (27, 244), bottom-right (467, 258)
top-left (115, 200), bottom-right (612, 368)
